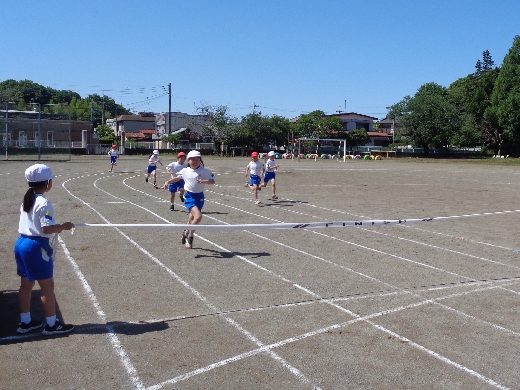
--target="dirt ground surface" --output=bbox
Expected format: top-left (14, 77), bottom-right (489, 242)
top-left (1, 155), bottom-right (519, 390)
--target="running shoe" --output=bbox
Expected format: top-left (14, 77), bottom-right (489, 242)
top-left (16, 320), bottom-right (43, 334)
top-left (170, 204), bottom-right (175, 211)
top-left (244, 182), bottom-right (249, 187)
top-left (255, 200), bottom-right (262, 205)
top-left (180, 194), bottom-right (185, 203)
top-left (272, 195), bottom-right (278, 200)
top-left (145, 177), bottom-right (148, 183)
top-left (181, 230), bottom-right (187, 244)
top-left (42, 318), bottom-right (74, 335)
top-left (185, 235), bottom-right (194, 249)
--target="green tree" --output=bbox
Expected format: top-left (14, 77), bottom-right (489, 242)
top-left (293, 110), bottom-right (343, 139)
top-left (95, 125), bottom-right (116, 143)
top-left (196, 104), bottom-right (239, 149)
top-left (487, 35), bottom-right (520, 155)
top-left (395, 83), bottom-right (461, 154)
top-left (347, 129), bottom-right (370, 147)
top-left (449, 51), bottom-right (499, 149)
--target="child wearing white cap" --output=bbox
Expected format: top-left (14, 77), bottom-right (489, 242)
top-left (165, 150), bottom-right (215, 248)
top-left (261, 151), bottom-right (279, 200)
top-left (13, 164), bottom-right (75, 335)
top-left (145, 150), bottom-right (163, 187)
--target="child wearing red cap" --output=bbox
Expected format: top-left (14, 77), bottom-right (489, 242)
top-left (14, 164), bottom-right (75, 335)
top-left (164, 151), bottom-right (187, 211)
top-left (245, 152), bottom-right (265, 205)
top-left (107, 144), bottom-right (118, 172)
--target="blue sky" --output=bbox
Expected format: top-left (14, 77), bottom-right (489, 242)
top-left (1, 1), bottom-right (518, 119)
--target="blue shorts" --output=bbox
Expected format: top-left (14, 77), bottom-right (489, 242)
top-left (14, 235), bottom-right (54, 281)
top-left (168, 179), bottom-right (185, 193)
top-left (249, 174), bottom-right (261, 187)
top-left (147, 165), bottom-right (157, 174)
top-left (263, 171), bottom-right (275, 182)
top-left (184, 191), bottom-right (204, 211)
top-left (110, 156), bottom-right (117, 163)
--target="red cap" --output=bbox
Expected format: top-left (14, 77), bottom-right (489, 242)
top-left (112, 144), bottom-right (117, 149)
top-left (177, 151), bottom-right (186, 157)
top-left (251, 152), bottom-right (258, 157)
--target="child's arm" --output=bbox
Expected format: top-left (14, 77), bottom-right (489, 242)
top-left (42, 222), bottom-right (75, 234)
top-left (163, 175), bottom-right (180, 189)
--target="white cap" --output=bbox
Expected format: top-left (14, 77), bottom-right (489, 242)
top-left (187, 150), bottom-right (201, 159)
top-left (153, 150), bottom-right (159, 154)
top-left (25, 164), bottom-right (56, 183)
top-left (268, 151), bottom-right (276, 156)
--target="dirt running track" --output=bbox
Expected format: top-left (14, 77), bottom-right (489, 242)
top-left (1, 155), bottom-right (519, 389)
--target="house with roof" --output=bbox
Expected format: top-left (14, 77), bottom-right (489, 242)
top-left (106, 112), bottom-right (156, 137)
top-left (155, 112), bottom-right (206, 138)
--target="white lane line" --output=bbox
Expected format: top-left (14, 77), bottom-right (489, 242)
top-left (399, 224), bottom-right (516, 252)
top-left (62, 176), bottom-right (320, 389)
top-left (359, 227), bottom-right (520, 271)
top-left (57, 235), bottom-right (145, 390)
top-left (71, 174), bottom-right (512, 389)
top-left (149, 286), bottom-right (513, 390)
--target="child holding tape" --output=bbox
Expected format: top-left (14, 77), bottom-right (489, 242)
top-left (14, 164), bottom-right (75, 335)
top-left (163, 150), bottom-right (215, 248)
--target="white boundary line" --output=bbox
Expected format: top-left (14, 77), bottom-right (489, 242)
top-left (60, 172), bottom-right (515, 389)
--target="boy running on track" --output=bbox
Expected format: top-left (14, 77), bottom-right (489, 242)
top-left (163, 150), bottom-right (215, 249)
top-left (14, 164), bottom-right (75, 335)
top-left (164, 151), bottom-right (187, 211)
top-left (145, 150), bottom-right (163, 187)
top-left (107, 144), bottom-right (119, 172)
top-left (245, 151), bottom-right (265, 205)
top-left (261, 151), bottom-right (279, 199)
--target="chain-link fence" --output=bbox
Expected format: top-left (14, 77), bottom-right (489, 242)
top-left (1, 102), bottom-right (94, 161)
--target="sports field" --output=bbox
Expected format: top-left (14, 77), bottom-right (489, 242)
top-left (1, 155), bottom-right (519, 389)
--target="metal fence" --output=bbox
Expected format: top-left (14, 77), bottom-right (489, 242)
top-left (1, 102), bottom-right (93, 161)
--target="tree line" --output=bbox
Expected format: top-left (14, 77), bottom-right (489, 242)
top-left (387, 35), bottom-right (520, 156)
top-left (0, 79), bottom-right (132, 128)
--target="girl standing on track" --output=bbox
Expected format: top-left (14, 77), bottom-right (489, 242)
top-left (164, 150), bottom-right (215, 249)
top-left (261, 151), bottom-right (279, 199)
top-left (14, 164), bottom-right (75, 335)
top-left (164, 151), bottom-right (187, 211)
top-left (245, 151), bottom-right (265, 205)
top-left (107, 144), bottom-right (119, 172)
top-left (145, 150), bottom-right (163, 187)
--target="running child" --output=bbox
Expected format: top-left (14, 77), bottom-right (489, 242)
top-left (107, 144), bottom-right (119, 172)
top-left (164, 151), bottom-right (187, 211)
top-left (145, 150), bottom-right (163, 187)
top-left (14, 164), bottom-right (75, 335)
top-left (245, 151), bottom-right (265, 205)
top-left (164, 150), bottom-right (215, 249)
top-left (261, 151), bottom-right (279, 199)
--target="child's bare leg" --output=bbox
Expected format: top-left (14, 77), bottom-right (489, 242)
top-left (37, 278), bottom-right (56, 318)
top-left (18, 277), bottom-right (35, 314)
top-left (188, 207), bottom-right (202, 235)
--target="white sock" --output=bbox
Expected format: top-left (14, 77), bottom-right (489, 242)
top-left (46, 315), bottom-right (57, 327)
top-left (20, 312), bottom-right (31, 324)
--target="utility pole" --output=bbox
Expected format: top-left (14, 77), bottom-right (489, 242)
top-left (168, 83), bottom-right (171, 134)
top-left (252, 103), bottom-right (259, 113)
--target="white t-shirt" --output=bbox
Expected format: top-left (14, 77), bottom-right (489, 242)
top-left (266, 159), bottom-right (277, 171)
top-left (108, 149), bottom-right (118, 157)
top-left (18, 194), bottom-right (55, 238)
top-left (179, 166), bottom-right (215, 193)
top-left (166, 162), bottom-right (187, 178)
top-left (148, 156), bottom-right (161, 166)
top-left (247, 160), bottom-right (264, 176)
